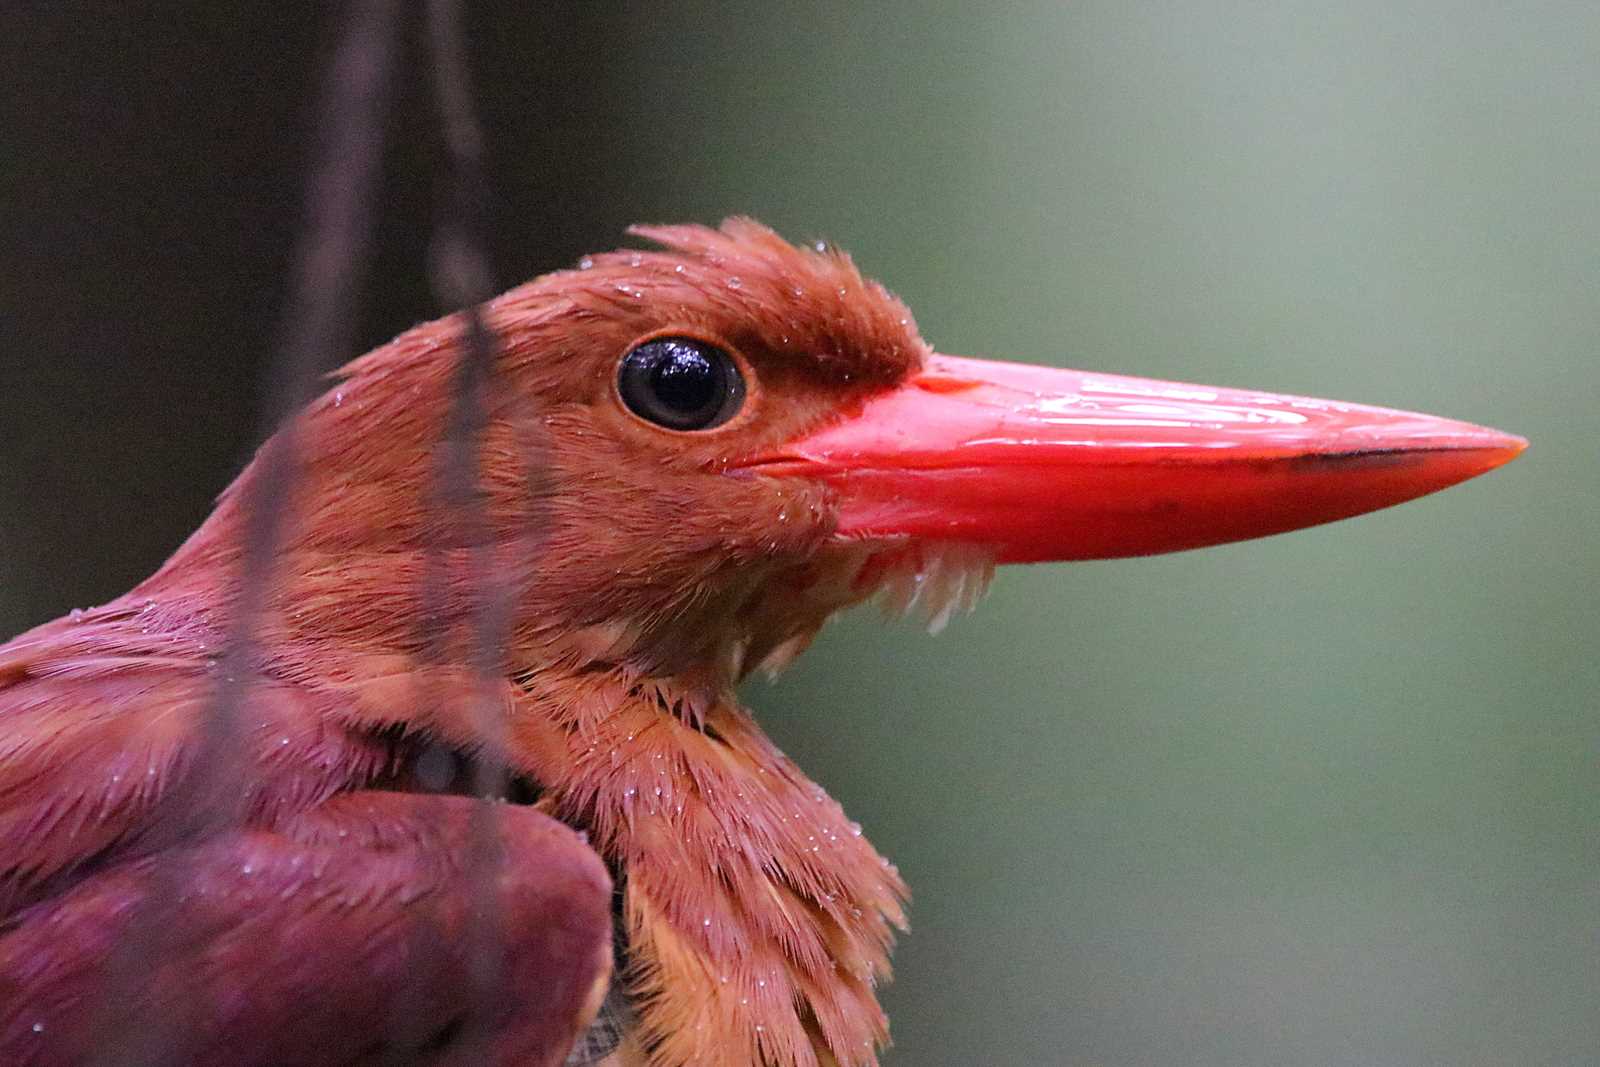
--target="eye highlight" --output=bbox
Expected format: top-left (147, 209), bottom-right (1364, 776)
top-left (617, 337), bottom-right (747, 431)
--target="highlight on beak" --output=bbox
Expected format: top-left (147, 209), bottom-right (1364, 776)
top-left (741, 354), bottom-right (1527, 563)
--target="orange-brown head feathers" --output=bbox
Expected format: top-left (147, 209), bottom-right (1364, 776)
top-left (474, 218), bottom-right (931, 695)
top-left (154, 218), bottom-right (930, 707)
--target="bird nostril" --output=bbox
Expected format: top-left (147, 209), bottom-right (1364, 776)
top-left (912, 373), bottom-right (982, 395)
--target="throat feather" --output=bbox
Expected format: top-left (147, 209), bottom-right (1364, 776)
top-left (514, 683), bottom-right (905, 1067)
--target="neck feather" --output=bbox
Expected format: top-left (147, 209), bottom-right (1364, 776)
top-left (512, 674), bottom-right (906, 1067)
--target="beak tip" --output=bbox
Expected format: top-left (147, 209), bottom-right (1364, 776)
top-left (1459, 426), bottom-right (1529, 473)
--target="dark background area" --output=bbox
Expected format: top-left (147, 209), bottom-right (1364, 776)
top-left (1, 4), bottom-right (639, 624)
top-left (3, 5), bottom-right (1596, 1065)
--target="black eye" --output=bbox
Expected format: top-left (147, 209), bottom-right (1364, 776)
top-left (617, 337), bottom-right (746, 431)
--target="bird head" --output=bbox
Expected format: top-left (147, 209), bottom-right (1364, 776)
top-left (181, 218), bottom-right (1522, 716)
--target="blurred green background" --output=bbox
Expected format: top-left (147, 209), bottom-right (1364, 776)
top-left (2, 4), bottom-right (1594, 1064)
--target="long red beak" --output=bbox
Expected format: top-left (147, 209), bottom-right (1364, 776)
top-left (743, 354), bottom-right (1526, 563)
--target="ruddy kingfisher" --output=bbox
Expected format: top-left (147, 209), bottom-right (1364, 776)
top-left (0, 220), bottom-right (1524, 1066)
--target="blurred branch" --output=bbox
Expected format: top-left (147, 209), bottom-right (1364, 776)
top-left (89, 2), bottom-right (401, 1062)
